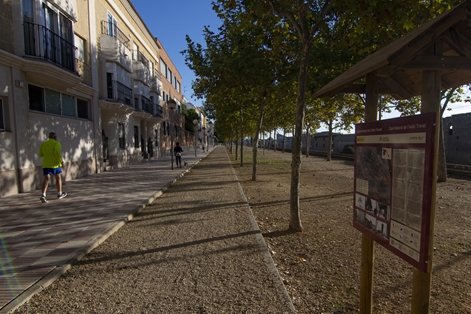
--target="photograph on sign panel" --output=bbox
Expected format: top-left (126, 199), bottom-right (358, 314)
top-left (377, 202), bottom-right (390, 221)
top-left (365, 214), bottom-right (377, 232)
top-left (355, 146), bottom-right (392, 204)
top-left (355, 209), bottom-right (365, 224)
top-left (355, 193), bottom-right (365, 210)
top-left (376, 220), bottom-right (388, 239)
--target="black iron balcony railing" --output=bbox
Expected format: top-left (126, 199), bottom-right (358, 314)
top-left (141, 95), bottom-right (152, 114)
top-left (101, 20), bottom-right (130, 49)
top-left (134, 50), bottom-right (149, 68)
top-left (23, 21), bottom-right (77, 73)
top-left (154, 104), bottom-right (163, 118)
top-left (117, 81), bottom-right (132, 106)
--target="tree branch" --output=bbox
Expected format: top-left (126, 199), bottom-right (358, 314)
top-left (267, 0), bottom-right (303, 38)
top-left (309, 1), bottom-right (333, 37)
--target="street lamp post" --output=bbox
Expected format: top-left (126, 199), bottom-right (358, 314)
top-left (167, 99), bottom-right (177, 170)
top-left (193, 119), bottom-right (198, 157)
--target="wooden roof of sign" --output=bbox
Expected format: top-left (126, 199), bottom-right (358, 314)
top-left (313, 0), bottom-right (471, 100)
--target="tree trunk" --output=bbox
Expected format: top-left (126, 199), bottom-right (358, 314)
top-left (305, 129), bottom-right (310, 157)
top-left (235, 130), bottom-right (239, 161)
top-left (230, 131), bottom-right (233, 154)
top-left (240, 123), bottom-right (244, 167)
top-left (282, 129), bottom-right (286, 153)
top-left (289, 35), bottom-right (311, 232)
top-left (252, 104), bottom-right (265, 181)
top-left (327, 120), bottom-right (333, 161)
top-left (437, 89), bottom-right (454, 182)
top-left (437, 117), bottom-right (447, 182)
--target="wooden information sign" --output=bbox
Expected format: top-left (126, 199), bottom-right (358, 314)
top-left (353, 113), bottom-right (436, 272)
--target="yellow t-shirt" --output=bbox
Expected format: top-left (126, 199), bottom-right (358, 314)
top-left (38, 139), bottom-right (63, 168)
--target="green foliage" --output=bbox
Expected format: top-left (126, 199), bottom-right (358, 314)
top-left (182, 108), bottom-right (200, 132)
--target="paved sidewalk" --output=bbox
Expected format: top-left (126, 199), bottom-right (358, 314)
top-left (0, 149), bottom-right (210, 313)
top-left (0, 147), bottom-right (295, 313)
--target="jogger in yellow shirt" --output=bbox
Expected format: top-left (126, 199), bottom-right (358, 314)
top-left (38, 132), bottom-right (67, 203)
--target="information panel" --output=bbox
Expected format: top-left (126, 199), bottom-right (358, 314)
top-left (353, 113), bottom-right (436, 272)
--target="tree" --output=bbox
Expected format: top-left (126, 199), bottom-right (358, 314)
top-left (182, 107), bottom-right (200, 132)
top-left (186, 0), bottom-right (465, 233)
top-left (263, 0), bottom-right (334, 232)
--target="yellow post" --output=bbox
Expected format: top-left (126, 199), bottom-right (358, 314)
top-left (360, 235), bottom-right (374, 314)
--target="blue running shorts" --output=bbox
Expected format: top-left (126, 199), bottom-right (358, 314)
top-left (43, 168), bottom-right (62, 176)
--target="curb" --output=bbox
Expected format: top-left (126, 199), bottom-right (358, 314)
top-left (226, 149), bottom-right (297, 314)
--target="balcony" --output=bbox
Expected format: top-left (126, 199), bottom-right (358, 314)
top-left (141, 95), bottom-right (153, 115)
top-left (100, 79), bottom-right (134, 113)
top-left (23, 22), bottom-right (77, 73)
top-left (100, 21), bottom-right (131, 72)
top-left (154, 104), bottom-right (163, 119)
top-left (132, 95), bottom-right (152, 118)
top-left (150, 74), bottom-right (162, 94)
top-left (132, 50), bottom-right (150, 85)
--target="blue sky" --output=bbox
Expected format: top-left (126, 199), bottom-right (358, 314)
top-left (131, 0), bottom-right (222, 109)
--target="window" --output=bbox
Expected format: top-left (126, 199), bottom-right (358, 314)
top-left (0, 99), bottom-right (4, 131)
top-left (75, 34), bottom-right (85, 62)
top-left (169, 70), bottom-right (173, 85)
top-left (43, 3), bottom-right (74, 65)
top-left (160, 58), bottom-right (168, 78)
top-left (22, 0), bottom-right (34, 23)
top-left (45, 89), bottom-right (61, 115)
top-left (107, 12), bottom-right (117, 37)
top-left (133, 43), bottom-right (138, 61)
top-left (163, 122), bottom-right (166, 135)
top-left (29, 84), bottom-right (44, 111)
top-left (149, 61), bottom-right (154, 77)
top-left (134, 126), bottom-right (139, 148)
top-left (62, 94), bottom-right (75, 117)
top-left (28, 84), bottom-right (90, 119)
top-left (107, 73), bottom-right (113, 98)
top-left (77, 99), bottom-right (89, 119)
top-left (118, 123), bottom-right (125, 149)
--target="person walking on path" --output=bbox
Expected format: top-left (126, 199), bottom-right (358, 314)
top-left (174, 141), bottom-right (183, 168)
top-left (38, 131), bottom-right (67, 203)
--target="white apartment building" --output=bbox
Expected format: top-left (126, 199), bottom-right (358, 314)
top-left (0, 0), bottom-right (184, 198)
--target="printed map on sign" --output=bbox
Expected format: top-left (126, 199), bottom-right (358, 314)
top-left (353, 113), bottom-right (436, 272)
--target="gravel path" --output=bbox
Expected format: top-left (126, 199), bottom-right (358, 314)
top-left (14, 147), bottom-right (294, 314)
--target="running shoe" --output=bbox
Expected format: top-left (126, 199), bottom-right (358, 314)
top-left (58, 192), bottom-right (67, 199)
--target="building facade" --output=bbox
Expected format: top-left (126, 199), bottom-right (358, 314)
top-left (0, 0), bottom-right (185, 198)
top-left (443, 112), bottom-right (471, 165)
top-left (155, 37), bottom-right (185, 156)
